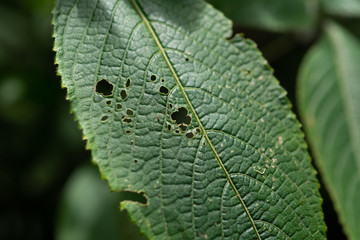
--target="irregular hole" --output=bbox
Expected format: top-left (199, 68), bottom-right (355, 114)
top-left (195, 128), bottom-right (201, 134)
top-left (119, 191), bottom-right (147, 205)
top-left (120, 90), bottom-right (128, 100)
top-left (171, 107), bottom-right (191, 125)
top-left (125, 129), bottom-right (132, 134)
top-left (159, 86), bottom-right (170, 95)
top-left (125, 78), bottom-right (131, 88)
top-left (150, 75), bottom-right (157, 81)
top-left (101, 116), bottom-right (108, 122)
top-left (167, 124), bottom-right (172, 131)
top-left (116, 103), bottom-right (122, 110)
top-left (185, 132), bottom-right (194, 139)
top-left (96, 79), bottom-right (113, 96)
top-left (126, 109), bottom-right (134, 116)
top-left (169, 103), bottom-right (173, 109)
top-left (175, 130), bottom-right (180, 134)
top-left (179, 124), bottom-right (187, 132)
top-left (106, 100), bottom-right (112, 105)
top-left (122, 118), bottom-right (132, 124)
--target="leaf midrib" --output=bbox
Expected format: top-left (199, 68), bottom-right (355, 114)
top-left (130, 0), bottom-right (261, 239)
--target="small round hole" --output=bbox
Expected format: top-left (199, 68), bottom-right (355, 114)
top-left (150, 75), bottom-right (157, 81)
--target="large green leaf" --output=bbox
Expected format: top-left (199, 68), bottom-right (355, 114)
top-left (207, 0), bottom-right (318, 32)
top-left (297, 22), bottom-right (360, 240)
top-left (53, 0), bottom-right (326, 239)
top-left (321, 0), bottom-right (360, 17)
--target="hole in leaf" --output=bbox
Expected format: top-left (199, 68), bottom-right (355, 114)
top-left (202, 141), bottom-right (206, 146)
top-left (96, 79), bottom-right (113, 96)
top-left (167, 124), bottom-right (172, 131)
top-left (116, 103), bottom-right (122, 110)
top-left (134, 159), bottom-right (138, 163)
top-left (159, 86), bottom-right (170, 95)
top-left (119, 191), bottom-right (147, 205)
top-left (169, 104), bottom-right (173, 109)
top-left (125, 129), bottom-right (132, 134)
top-left (120, 90), bottom-right (128, 100)
top-left (161, 78), bottom-right (165, 83)
top-left (150, 75), bottom-right (157, 81)
top-left (175, 130), bottom-right (180, 134)
top-left (171, 107), bottom-right (191, 126)
top-left (125, 78), bottom-right (131, 88)
top-left (122, 118), bottom-right (132, 124)
top-left (179, 124), bottom-right (187, 132)
top-left (106, 100), bottom-right (112, 105)
top-left (185, 132), bottom-right (194, 139)
top-left (246, 70), bottom-right (251, 74)
top-left (185, 57), bottom-right (189, 62)
top-left (101, 116), bottom-right (108, 122)
top-left (195, 128), bottom-right (201, 134)
top-left (126, 109), bottom-right (134, 116)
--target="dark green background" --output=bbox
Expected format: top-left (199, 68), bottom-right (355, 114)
top-left (0, 0), bottom-right (351, 239)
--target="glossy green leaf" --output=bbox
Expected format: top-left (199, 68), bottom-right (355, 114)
top-left (56, 164), bottom-right (146, 240)
top-left (207, 0), bottom-right (318, 32)
top-left (297, 22), bottom-right (360, 240)
top-left (53, 0), bottom-right (326, 239)
top-left (321, 0), bottom-right (360, 17)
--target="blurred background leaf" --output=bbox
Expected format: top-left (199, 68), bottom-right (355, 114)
top-left (206, 0), bottom-right (319, 32)
top-left (321, 0), bottom-right (360, 17)
top-left (297, 22), bottom-right (360, 240)
top-left (56, 164), bottom-right (145, 240)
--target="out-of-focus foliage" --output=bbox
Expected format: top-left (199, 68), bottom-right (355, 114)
top-left (322, 0), bottom-right (360, 17)
top-left (298, 22), bottom-right (360, 240)
top-left (0, 0), bottom-right (90, 239)
top-left (206, 0), bottom-right (318, 32)
top-left (56, 164), bottom-right (145, 240)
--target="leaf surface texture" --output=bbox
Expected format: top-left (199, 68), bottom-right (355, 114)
top-left (53, 0), bottom-right (326, 239)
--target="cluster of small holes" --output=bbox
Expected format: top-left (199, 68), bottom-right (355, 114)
top-left (147, 74), bottom-right (199, 140)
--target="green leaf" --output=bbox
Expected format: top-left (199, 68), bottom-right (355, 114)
top-left (56, 164), bottom-right (146, 240)
top-left (321, 0), bottom-right (360, 17)
top-left (206, 0), bottom-right (318, 32)
top-left (53, 0), bottom-right (326, 239)
top-left (297, 22), bottom-right (360, 240)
